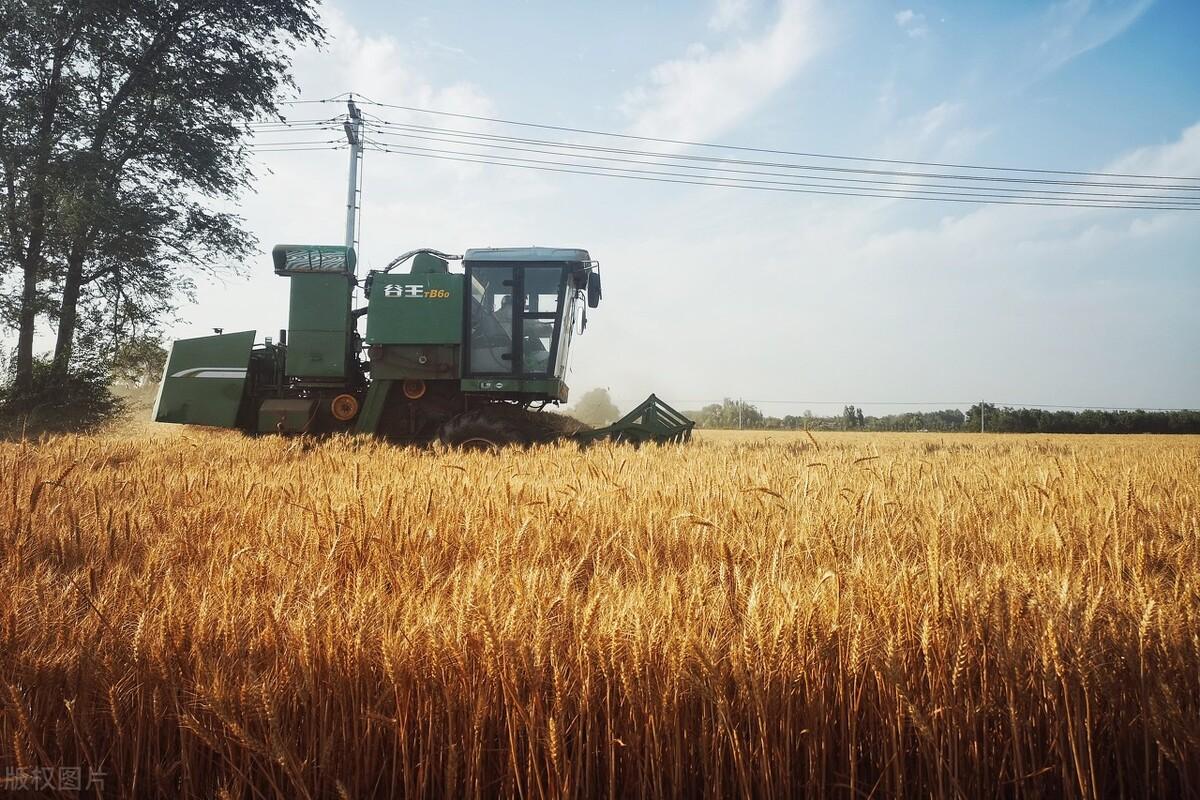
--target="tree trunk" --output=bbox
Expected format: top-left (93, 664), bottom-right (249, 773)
top-left (44, 12), bottom-right (183, 387)
top-left (12, 133), bottom-right (55, 394)
top-left (12, 171), bottom-right (53, 394)
top-left (51, 246), bottom-right (87, 384)
top-left (10, 9), bottom-right (82, 395)
top-left (13, 257), bottom-right (41, 394)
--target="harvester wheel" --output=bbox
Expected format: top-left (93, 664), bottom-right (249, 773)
top-left (438, 409), bottom-right (530, 450)
top-left (330, 393), bottom-right (360, 421)
top-left (402, 379), bottom-right (426, 399)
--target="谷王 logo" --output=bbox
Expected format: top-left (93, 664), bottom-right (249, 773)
top-left (383, 284), bottom-right (450, 299)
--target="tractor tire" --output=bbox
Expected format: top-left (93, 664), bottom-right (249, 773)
top-left (438, 409), bottom-right (531, 450)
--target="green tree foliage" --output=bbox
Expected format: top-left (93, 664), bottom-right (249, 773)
top-left (571, 388), bottom-right (621, 427)
top-left (964, 402), bottom-right (997, 432)
top-left (0, 0), bottom-right (324, 416)
top-left (690, 399), bottom-right (764, 429)
top-left (0, 353), bottom-right (123, 434)
top-left (684, 401), bottom-right (1200, 434)
top-left (960, 404), bottom-right (1200, 434)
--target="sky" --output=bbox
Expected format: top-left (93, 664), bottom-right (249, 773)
top-left (175, 0), bottom-right (1198, 416)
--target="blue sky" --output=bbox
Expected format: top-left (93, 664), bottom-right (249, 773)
top-left (176, 0), bottom-right (1199, 415)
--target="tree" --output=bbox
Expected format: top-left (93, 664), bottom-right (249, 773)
top-left (110, 335), bottom-right (167, 387)
top-left (965, 402), bottom-right (999, 432)
top-left (0, 1), bottom-right (88, 392)
top-left (1, 0), bottom-right (324, 403)
top-left (684, 399), bottom-right (764, 430)
top-left (571, 388), bottom-right (621, 427)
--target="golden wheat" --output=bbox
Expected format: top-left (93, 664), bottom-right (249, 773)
top-left (1, 429), bottom-right (1198, 798)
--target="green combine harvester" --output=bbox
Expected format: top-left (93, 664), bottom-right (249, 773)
top-left (152, 244), bottom-right (693, 447)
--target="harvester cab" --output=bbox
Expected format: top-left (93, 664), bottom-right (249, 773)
top-left (153, 244), bottom-right (693, 446)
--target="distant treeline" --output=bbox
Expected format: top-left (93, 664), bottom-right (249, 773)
top-left (684, 400), bottom-right (1200, 434)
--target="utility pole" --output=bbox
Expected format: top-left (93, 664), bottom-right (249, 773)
top-left (343, 96), bottom-right (363, 251)
top-left (738, 397), bottom-right (743, 430)
top-left (981, 399), bottom-right (985, 433)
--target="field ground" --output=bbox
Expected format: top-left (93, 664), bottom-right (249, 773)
top-left (2, 428), bottom-right (1198, 797)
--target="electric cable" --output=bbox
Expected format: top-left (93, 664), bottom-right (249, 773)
top-left (361, 119), bottom-right (1200, 192)
top-left (249, 96), bottom-right (1200, 210)
top-left (345, 96), bottom-right (1200, 182)
top-left (362, 141), bottom-right (1200, 211)
top-left (362, 125), bottom-right (1200, 204)
top-left (247, 116), bottom-right (343, 126)
top-left (246, 139), bottom-right (342, 147)
top-left (275, 93), bottom-right (354, 105)
top-left (682, 399), bottom-right (1197, 411)
top-left (246, 145), bottom-right (347, 153)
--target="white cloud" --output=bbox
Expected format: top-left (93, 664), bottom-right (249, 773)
top-left (852, 122), bottom-right (1200, 268)
top-left (576, 121), bottom-right (1200, 413)
top-left (709, 0), bottom-right (752, 32)
top-left (915, 101), bottom-right (959, 141)
top-left (289, 7), bottom-right (492, 122)
top-left (1032, 0), bottom-right (1152, 76)
top-left (621, 0), bottom-right (821, 142)
top-left (869, 100), bottom-right (991, 166)
top-left (165, 6), bottom-right (1198, 415)
top-left (894, 8), bottom-right (929, 38)
top-left (1104, 121), bottom-right (1200, 179)
top-left (10, 1), bottom-right (1194, 418)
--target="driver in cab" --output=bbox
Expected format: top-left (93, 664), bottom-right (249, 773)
top-left (498, 295), bottom-right (551, 372)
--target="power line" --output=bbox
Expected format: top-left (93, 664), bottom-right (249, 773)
top-left (247, 123), bottom-right (342, 132)
top-left (365, 124), bottom-right (1200, 198)
top-left (682, 399), bottom-right (1197, 412)
top-left (247, 116), bottom-right (343, 126)
top-left (343, 96), bottom-right (1200, 183)
top-left (682, 400), bottom-right (974, 407)
top-left (362, 142), bottom-right (1200, 211)
top-left (246, 145), bottom-right (346, 153)
top-left (363, 119), bottom-right (1200, 192)
top-left (246, 126), bottom-right (342, 135)
top-left (745, 400), bottom-right (974, 405)
top-left (989, 402), bottom-right (1197, 412)
top-left (256, 95), bottom-right (1200, 210)
top-left (275, 93), bottom-right (354, 105)
top-left (361, 127), bottom-right (1200, 205)
top-left (247, 139), bottom-right (342, 147)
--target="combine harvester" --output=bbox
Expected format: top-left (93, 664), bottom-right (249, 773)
top-left (153, 244), bottom-right (693, 447)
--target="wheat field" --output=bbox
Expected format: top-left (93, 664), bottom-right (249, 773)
top-left (1, 429), bottom-right (1198, 798)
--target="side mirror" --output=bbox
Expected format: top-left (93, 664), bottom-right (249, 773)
top-left (587, 272), bottom-right (602, 308)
